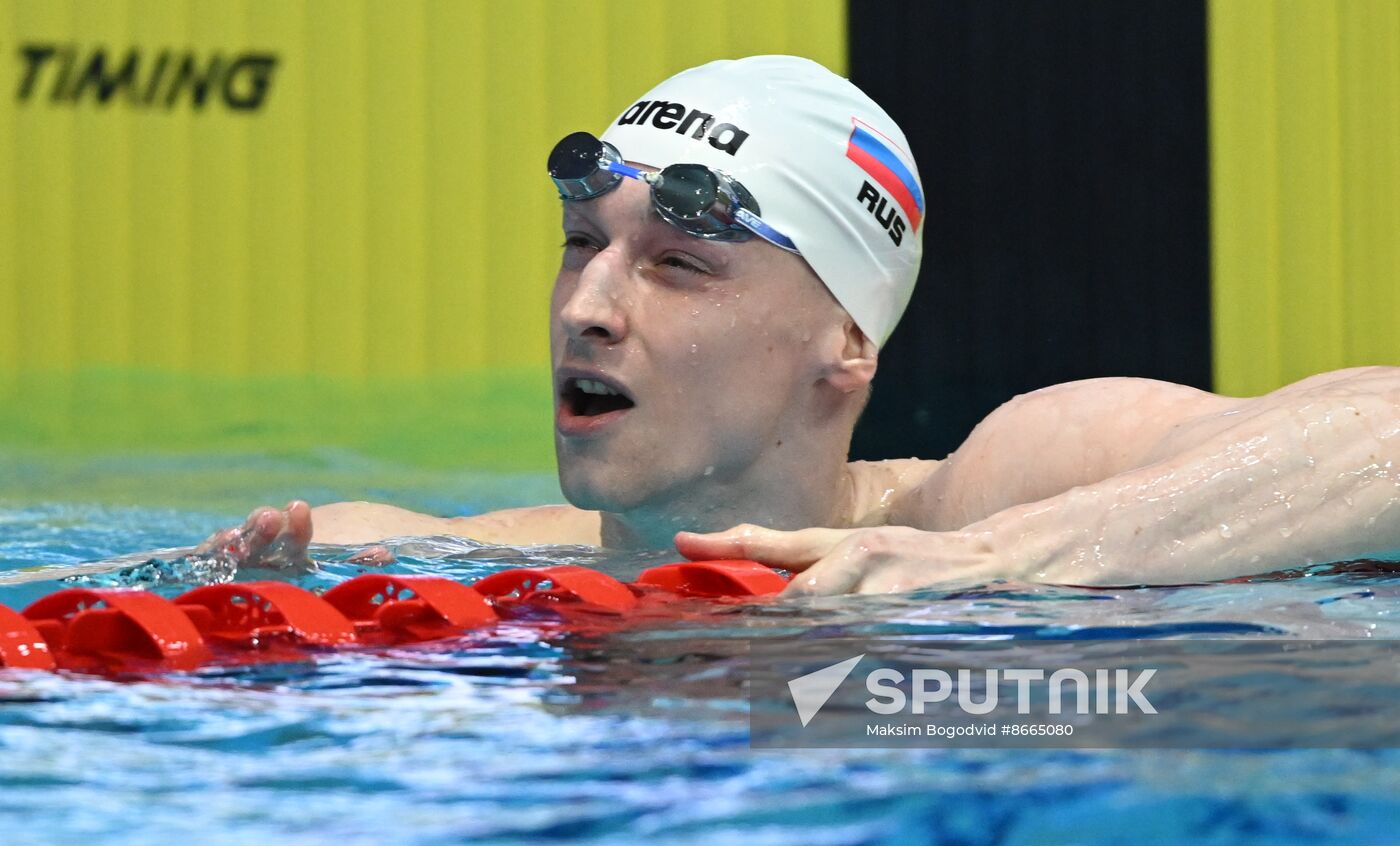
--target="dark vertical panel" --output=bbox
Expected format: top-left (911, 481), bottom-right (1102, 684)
top-left (847, 0), bottom-right (1212, 461)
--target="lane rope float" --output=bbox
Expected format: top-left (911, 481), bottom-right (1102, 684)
top-left (0, 559), bottom-right (787, 674)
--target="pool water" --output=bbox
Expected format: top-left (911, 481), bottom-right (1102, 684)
top-left (1, 457), bottom-right (1398, 845)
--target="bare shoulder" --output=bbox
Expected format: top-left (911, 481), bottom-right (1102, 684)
top-left (971, 376), bottom-right (1238, 457)
top-left (311, 501), bottom-right (601, 546)
top-left (891, 377), bottom-right (1238, 531)
top-left (1001, 375), bottom-right (1228, 416)
top-left (1145, 366), bottom-right (1400, 461)
top-left (1258, 365), bottom-right (1400, 399)
top-left (983, 367), bottom-right (1400, 462)
top-left (894, 368), bottom-right (1400, 531)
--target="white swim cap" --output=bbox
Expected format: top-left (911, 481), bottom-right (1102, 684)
top-left (600, 55), bottom-right (924, 347)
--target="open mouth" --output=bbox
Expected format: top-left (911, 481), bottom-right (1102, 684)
top-left (560, 376), bottom-right (636, 419)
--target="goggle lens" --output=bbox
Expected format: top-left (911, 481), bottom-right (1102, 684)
top-left (549, 132), bottom-right (625, 200)
top-left (548, 132), bottom-right (798, 253)
top-left (548, 131), bottom-right (605, 181)
top-left (652, 164), bottom-right (721, 222)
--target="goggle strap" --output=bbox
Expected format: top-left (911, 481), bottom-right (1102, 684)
top-left (560, 134), bottom-right (801, 254)
top-left (734, 207), bottom-right (800, 254)
top-left (602, 161), bottom-right (647, 181)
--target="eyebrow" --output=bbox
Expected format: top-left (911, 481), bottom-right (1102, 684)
top-left (560, 203), bottom-right (603, 233)
top-left (561, 200), bottom-right (666, 234)
top-left (559, 202), bottom-right (734, 267)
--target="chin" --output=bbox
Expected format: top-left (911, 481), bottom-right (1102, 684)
top-left (557, 465), bottom-right (638, 513)
top-left (555, 459), bottom-right (682, 514)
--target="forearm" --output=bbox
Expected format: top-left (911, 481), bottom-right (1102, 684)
top-left (974, 391), bottom-right (1400, 585)
top-left (311, 501), bottom-right (460, 544)
top-left (312, 501), bottom-right (601, 546)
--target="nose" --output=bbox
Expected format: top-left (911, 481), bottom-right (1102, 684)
top-left (558, 246), bottom-right (629, 345)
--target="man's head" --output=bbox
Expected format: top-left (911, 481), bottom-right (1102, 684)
top-left (548, 56), bottom-right (923, 527)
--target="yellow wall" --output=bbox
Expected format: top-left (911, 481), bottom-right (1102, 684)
top-left (1209, 0), bottom-right (1400, 397)
top-left (0, 0), bottom-right (846, 467)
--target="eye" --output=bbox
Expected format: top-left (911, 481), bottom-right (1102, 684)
top-left (560, 234), bottom-right (603, 270)
top-left (659, 253), bottom-right (706, 275)
top-left (561, 234), bottom-right (600, 252)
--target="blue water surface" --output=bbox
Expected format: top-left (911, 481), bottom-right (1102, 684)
top-left (1, 458), bottom-right (1398, 846)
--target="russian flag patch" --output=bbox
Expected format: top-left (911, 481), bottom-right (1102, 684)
top-left (845, 118), bottom-right (923, 232)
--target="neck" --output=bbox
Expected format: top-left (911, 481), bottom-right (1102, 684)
top-left (598, 434), bottom-right (856, 551)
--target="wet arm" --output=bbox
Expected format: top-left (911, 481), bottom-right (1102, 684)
top-left (312, 501), bottom-right (601, 546)
top-left (950, 369), bottom-right (1400, 584)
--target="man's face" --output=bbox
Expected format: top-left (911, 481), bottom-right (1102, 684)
top-left (550, 174), bottom-right (844, 513)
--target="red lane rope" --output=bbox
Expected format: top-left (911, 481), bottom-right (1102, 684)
top-left (23, 589), bottom-right (212, 671)
top-left (472, 565), bottom-right (640, 612)
top-left (177, 581), bottom-right (359, 647)
top-left (635, 559), bottom-right (789, 597)
top-left (0, 605), bottom-right (55, 670)
top-left (0, 560), bottom-right (787, 674)
top-left (322, 575), bottom-right (497, 644)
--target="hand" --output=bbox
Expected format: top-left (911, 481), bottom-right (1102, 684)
top-left (195, 501), bottom-right (315, 570)
top-left (674, 524), bottom-right (1007, 596)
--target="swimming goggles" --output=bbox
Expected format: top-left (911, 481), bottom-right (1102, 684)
top-left (547, 131), bottom-right (800, 254)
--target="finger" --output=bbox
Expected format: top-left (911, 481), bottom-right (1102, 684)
top-left (780, 540), bottom-right (871, 597)
top-left (853, 566), bottom-right (917, 595)
top-left (194, 526), bottom-right (241, 557)
top-left (780, 559), bottom-right (864, 597)
top-left (234, 504), bottom-right (306, 567)
top-left (674, 524), bottom-right (853, 570)
top-left (285, 500), bottom-right (313, 547)
top-left (196, 506), bottom-right (287, 563)
top-left (201, 508), bottom-right (275, 561)
top-left (256, 503), bottom-right (318, 566)
top-left (241, 508), bottom-right (285, 557)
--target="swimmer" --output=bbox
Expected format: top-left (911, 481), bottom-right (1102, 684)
top-left (201, 56), bottom-right (1400, 595)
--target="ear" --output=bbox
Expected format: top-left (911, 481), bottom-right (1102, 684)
top-left (821, 318), bottom-right (878, 393)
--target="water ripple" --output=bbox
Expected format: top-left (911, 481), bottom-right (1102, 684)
top-left (1, 501), bottom-right (1398, 844)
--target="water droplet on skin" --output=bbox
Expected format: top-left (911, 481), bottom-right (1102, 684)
top-left (703, 465), bottom-right (714, 476)
top-left (1219, 523), bottom-right (1232, 538)
top-left (1280, 526), bottom-right (1293, 538)
top-left (690, 344), bottom-right (698, 354)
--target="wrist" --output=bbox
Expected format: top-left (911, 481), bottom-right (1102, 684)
top-left (971, 497), bottom-right (1099, 584)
